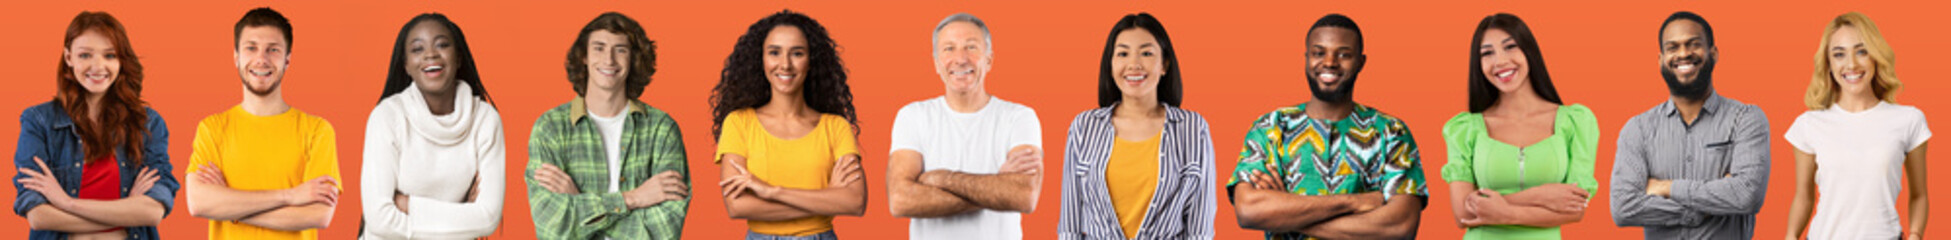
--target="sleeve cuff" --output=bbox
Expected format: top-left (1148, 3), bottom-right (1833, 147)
top-left (144, 187), bottom-right (176, 217)
top-left (13, 193), bottom-right (47, 217)
top-left (579, 193), bottom-right (631, 227)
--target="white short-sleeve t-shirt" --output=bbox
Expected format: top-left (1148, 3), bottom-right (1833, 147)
top-left (1785, 101), bottom-right (1931, 239)
top-left (889, 96), bottom-right (1042, 240)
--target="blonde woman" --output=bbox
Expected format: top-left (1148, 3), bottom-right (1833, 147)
top-left (1783, 12), bottom-right (1930, 240)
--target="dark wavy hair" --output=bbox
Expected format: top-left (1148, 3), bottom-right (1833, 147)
top-left (378, 13), bottom-right (490, 105)
top-left (710, 10), bottom-right (856, 139)
top-left (1097, 12), bottom-right (1182, 108)
top-left (566, 12), bottom-right (656, 99)
top-left (1467, 13), bottom-right (1563, 113)
top-left (57, 11), bottom-right (149, 165)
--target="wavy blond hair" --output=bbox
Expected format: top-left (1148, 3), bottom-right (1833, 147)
top-left (1806, 12), bottom-right (1901, 110)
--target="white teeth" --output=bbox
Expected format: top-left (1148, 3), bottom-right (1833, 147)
top-left (598, 69), bottom-right (617, 75)
top-left (423, 66), bottom-right (443, 72)
top-left (1844, 74), bottom-right (1862, 80)
top-left (1497, 71), bottom-right (1514, 78)
top-left (251, 70), bottom-right (272, 76)
top-left (1675, 65), bottom-right (1694, 71)
top-left (776, 75), bottom-right (795, 80)
top-left (1317, 73), bottom-right (1337, 79)
top-left (1124, 76), bottom-right (1145, 81)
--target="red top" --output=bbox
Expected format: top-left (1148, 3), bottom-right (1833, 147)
top-left (78, 156), bottom-right (123, 232)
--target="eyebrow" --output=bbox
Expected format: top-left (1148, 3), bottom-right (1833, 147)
top-left (1115, 43), bottom-right (1156, 49)
top-left (1830, 43), bottom-right (1864, 50)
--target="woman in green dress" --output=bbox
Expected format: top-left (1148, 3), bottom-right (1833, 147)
top-left (1441, 13), bottom-right (1600, 240)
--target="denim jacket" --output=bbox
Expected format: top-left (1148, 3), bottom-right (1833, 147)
top-left (13, 101), bottom-right (177, 240)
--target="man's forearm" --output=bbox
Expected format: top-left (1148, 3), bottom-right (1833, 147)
top-left (238, 203), bottom-right (334, 231)
top-left (58, 197), bottom-right (167, 227)
top-left (888, 178), bottom-right (978, 218)
top-left (930, 171), bottom-right (1038, 212)
top-left (187, 181), bottom-right (291, 220)
top-left (1298, 196), bottom-right (1425, 239)
top-left (26, 206), bottom-right (116, 233)
top-left (1233, 187), bottom-right (1379, 232)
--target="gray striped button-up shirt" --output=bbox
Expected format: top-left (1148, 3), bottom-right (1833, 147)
top-left (1609, 93), bottom-right (1771, 240)
top-left (1057, 104), bottom-right (1217, 240)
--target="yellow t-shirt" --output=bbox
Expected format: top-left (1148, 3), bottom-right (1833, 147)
top-left (714, 109), bottom-right (860, 236)
top-left (1106, 134), bottom-right (1160, 239)
top-left (187, 106), bottom-right (341, 240)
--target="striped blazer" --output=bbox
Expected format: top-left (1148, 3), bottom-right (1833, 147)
top-left (1057, 104), bottom-right (1217, 240)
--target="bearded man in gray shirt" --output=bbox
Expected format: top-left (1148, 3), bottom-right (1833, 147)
top-left (1609, 11), bottom-right (1771, 240)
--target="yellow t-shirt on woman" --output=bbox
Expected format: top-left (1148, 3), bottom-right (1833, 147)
top-left (714, 108), bottom-right (860, 236)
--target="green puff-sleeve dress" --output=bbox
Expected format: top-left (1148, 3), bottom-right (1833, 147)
top-left (1440, 104), bottom-right (1600, 240)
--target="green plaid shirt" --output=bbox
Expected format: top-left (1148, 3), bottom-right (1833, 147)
top-left (526, 98), bottom-right (690, 240)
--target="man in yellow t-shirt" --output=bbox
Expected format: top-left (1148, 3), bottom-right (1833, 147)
top-left (184, 8), bottom-right (342, 240)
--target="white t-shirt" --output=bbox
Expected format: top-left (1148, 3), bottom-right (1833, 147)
top-left (889, 96), bottom-right (1042, 240)
top-left (587, 105), bottom-right (631, 194)
top-left (1785, 101), bottom-right (1931, 239)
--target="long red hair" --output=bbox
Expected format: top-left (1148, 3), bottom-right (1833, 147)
top-left (56, 11), bottom-right (148, 165)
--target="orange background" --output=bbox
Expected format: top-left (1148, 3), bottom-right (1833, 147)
top-left (2, 0), bottom-right (1946, 239)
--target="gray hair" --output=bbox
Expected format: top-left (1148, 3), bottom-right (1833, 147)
top-left (932, 13), bottom-right (993, 57)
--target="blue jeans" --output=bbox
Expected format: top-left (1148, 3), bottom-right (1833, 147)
top-left (746, 230), bottom-right (838, 240)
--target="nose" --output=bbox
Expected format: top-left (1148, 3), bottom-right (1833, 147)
top-left (1321, 54), bottom-right (1342, 69)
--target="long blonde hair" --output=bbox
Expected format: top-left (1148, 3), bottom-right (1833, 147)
top-left (1806, 12), bottom-right (1901, 110)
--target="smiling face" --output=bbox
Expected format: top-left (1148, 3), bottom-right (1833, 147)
top-left (1660, 19), bottom-right (1712, 85)
top-left (235, 26), bottom-right (290, 96)
top-left (66, 30), bottom-right (120, 95)
top-left (1826, 25), bottom-right (1876, 97)
top-left (933, 21), bottom-right (991, 94)
top-left (1111, 28), bottom-right (1165, 100)
top-left (1305, 26), bottom-right (1363, 103)
top-left (764, 25), bottom-right (810, 96)
top-left (405, 20), bottom-right (459, 95)
top-left (583, 29), bottom-right (633, 95)
top-left (1478, 29), bottom-right (1529, 94)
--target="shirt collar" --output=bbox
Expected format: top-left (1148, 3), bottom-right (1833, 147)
top-left (1662, 91), bottom-right (1726, 118)
top-left (1088, 101), bottom-right (1185, 124)
top-left (568, 97), bottom-right (646, 123)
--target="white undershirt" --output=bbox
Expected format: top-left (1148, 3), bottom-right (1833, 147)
top-left (587, 105), bottom-right (631, 194)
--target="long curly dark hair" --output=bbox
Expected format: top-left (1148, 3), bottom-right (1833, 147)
top-left (57, 11), bottom-right (149, 165)
top-left (378, 13), bottom-right (491, 105)
top-left (710, 10), bottom-right (856, 139)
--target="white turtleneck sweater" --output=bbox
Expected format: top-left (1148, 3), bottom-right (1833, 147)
top-left (360, 82), bottom-right (507, 239)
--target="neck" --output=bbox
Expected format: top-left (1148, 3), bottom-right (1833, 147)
top-left (423, 86), bottom-right (458, 116)
top-left (585, 89), bottom-right (628, 118)
top-left (1836, 91), bottom-right (1879, 112)
top-left (760, 90), bottom-right (812, 118)
top-left (944, 88), bottom-right (991, 113)
top-left (1114, 94), bottom-right (1164, 118)
top-left (240, 88), bottom-right (289, 117)
top-left (1488, 85), bottom-right (1552, 115)
top-left (85, 93), bottom-right (106, 119)
top-left (1305, 98), bottom-right (1355, 120)
top-left (1672, 94), bottom-right (1706, 124)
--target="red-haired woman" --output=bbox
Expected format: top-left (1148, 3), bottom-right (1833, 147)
top-left (13, 11), bottom-right (177, 240)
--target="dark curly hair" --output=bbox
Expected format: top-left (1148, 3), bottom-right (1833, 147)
top-left (566, 12), bottom-right (655, 99)
top-left (379, 13), bottom-right (491, 105)
top-left (710, 10), bottom-right (856, 139)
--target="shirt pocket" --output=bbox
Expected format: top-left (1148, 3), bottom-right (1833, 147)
top-left (1698, 136), bottom-right (1734, 177)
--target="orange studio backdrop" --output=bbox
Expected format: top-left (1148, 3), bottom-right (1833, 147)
top-left (2, 0), bottom-right (1946, 239)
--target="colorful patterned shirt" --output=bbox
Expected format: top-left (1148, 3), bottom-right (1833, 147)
top-left (1226, 103), bottom-right (1428, 240)
top-left (526, 97), bottom-right (690, 240)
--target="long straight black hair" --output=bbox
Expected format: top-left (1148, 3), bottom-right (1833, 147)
top-left (1098, 12), bottom-right (1182, 108)
top-left (378, 13), bottom-right (490, 105)
top-left (1467, 13), bottom-right (1561, 113)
